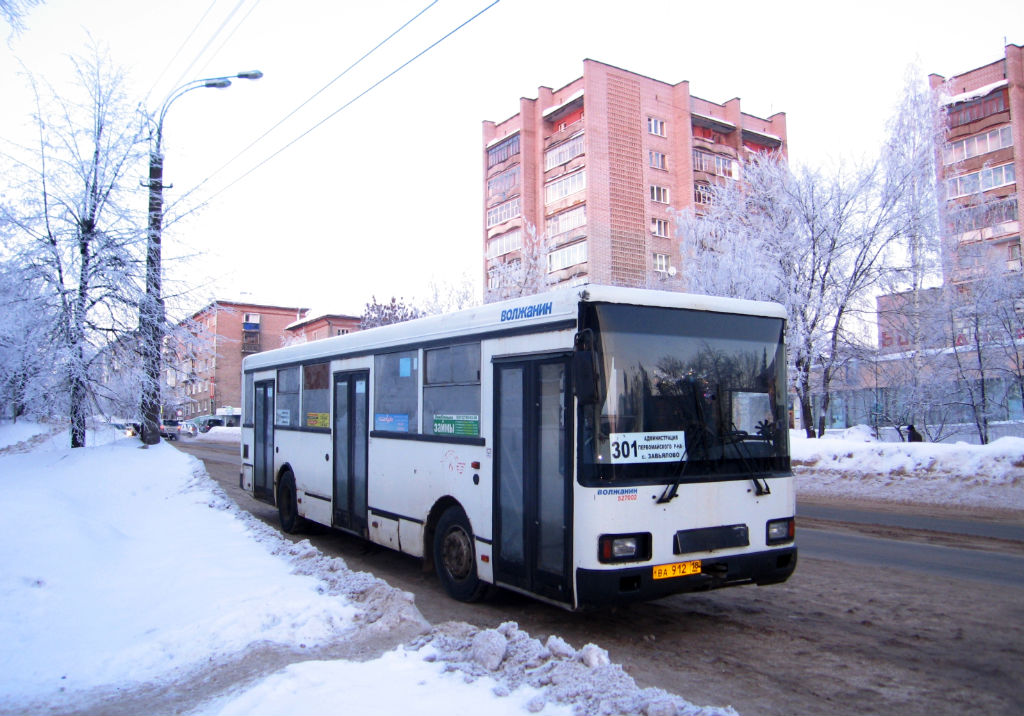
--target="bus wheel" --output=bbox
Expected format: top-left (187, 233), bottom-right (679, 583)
top-left (277, 470), bottom-right (303, 534)
top-left (434, 506), bottom-right (487, 602)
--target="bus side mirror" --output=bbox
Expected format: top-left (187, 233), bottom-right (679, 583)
top-left (574, 350), bottom-right (600, 405)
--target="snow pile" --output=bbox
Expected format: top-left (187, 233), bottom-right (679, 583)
top-left (0, 423), bottom-right (731, 716)
top-left (407, 621), bottom-right (735, 716)
top-left (791, 430), bottom-right (1024, 509)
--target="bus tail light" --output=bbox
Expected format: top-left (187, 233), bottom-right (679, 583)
top-left (766, 518), bottom-right (795, 545)
top-left (598, 533), bottom-right (651, 563)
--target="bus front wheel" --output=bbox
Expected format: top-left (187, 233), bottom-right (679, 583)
top-left (433, 506), bottom-right (487, 602)
top-left (277, 470), bottom-right (303, 534)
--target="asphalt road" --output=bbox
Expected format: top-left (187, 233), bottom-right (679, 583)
top-left (177, 438), bottom-right (1024, 586)
top-left (174, 437), bottom-right (1024, 716)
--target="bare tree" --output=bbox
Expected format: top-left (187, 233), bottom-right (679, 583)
top-left (0, 48), bottom-right (147, 446)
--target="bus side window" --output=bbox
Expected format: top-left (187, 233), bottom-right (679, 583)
top-left (373, 351), bottom-right (419, 433)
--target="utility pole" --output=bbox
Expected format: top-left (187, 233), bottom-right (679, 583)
top-left (139, 71), bottom-right (262, 444)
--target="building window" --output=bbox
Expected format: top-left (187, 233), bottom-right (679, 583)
top-left (653, 253), bottom-right (670, 273)
top-left (650, 185), bottom-right (670, 204)
top-left (946, 163), bottom-right (1015, 199)
top-left (486, 197), bottom-right (521, 228)
top-left (487, 134), bottom-right (520, 167)
top-left (649, 150), bottom-right (667, 170)
top-left (545, 132), bottom-right (585, 170)
top-left (487, 229), bottom-right (523, 259)
top-left (947, 196), bottom-right (1018, 234)
top-left (695, 183), bottom-right (714, 205)
top-left (545, 170), bottom-right (586, 204)
top-left (647, 117), bottom-right (666, 137)
top-left (1008, 239), bottom-right (1022, 271)
top-left (947, 90), bottom-right (1007, 128)
top-left (944, 125), bottom-right (1012, 164)
top-left (651, 218), bottom-right (670, 238)
top-left (547, 205), bottom-right (586, 237)
top-left (487, 165), bottom-right (520, 201)
top-left (693, 149), bottom-right (738, 179)
top-left (548, 241), bottom-right (587, 272)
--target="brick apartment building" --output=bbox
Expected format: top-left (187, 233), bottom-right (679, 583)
top-left (285, 312), bottom-right (361, 342)
top-left (822, 45), bottom-right (1024, 435)
top-left (930, 43), bottom-right (1023, 283)
top-left (482, 59), bottom-right (788, 293)
top-left (879, 43), bottom-right (1023, 352)
top-left (165, 301), bottom-right (308, 424)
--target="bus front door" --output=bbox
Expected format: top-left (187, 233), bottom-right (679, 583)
top-left (494, 358), bottom-right (572, 604)
top-left (253, 380), bottom-right (274, 502)
top-left (332, 371), bottom-right (369, 535)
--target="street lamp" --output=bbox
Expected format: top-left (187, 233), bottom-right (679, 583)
top-left (139, 71), bottom-right (262, 445)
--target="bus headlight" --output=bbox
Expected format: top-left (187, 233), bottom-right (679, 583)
top-left (766, 518), bottom-right (795, 545)
top-left (598, 533), bottom-right (651, 563)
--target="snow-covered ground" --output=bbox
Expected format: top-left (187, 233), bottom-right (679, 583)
top-left (0, 422), bottom-right (733, 716)
top-left (1, 420), bottom-right (1020, 716)
top-left (791, 425), bottom-right (1024, 510)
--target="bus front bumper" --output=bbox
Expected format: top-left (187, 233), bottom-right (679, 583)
top-left (575, 546), bottom-right (797, 609)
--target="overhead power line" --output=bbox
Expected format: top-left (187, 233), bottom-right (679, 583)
top-left (176, 0), bottom-right (438, 207)
top-left (178, 0), bottom-right (500, 211)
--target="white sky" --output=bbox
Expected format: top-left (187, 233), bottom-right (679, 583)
top-left (2, 0), bottom-right (1022, 316)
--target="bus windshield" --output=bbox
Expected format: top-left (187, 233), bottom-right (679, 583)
top-left (578, 302), bottom-right (789, 486)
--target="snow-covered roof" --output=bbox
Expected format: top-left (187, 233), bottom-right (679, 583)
top-left (741, 127), bottom-right (783, 145)
top-left (690, 111), bottom-right (736, 129)
top-left (542, 89), bottom-right (585, 118)
top-left (486, 130), bottom-right (520, 149)
top-left (941, 79), bottom-right (1008, 106)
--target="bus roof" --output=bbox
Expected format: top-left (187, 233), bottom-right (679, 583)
top-left (242, 284), bottom-right (787, 371)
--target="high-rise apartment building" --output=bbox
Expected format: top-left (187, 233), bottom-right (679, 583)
top-left (930, 43), bottom-right (1023, 280)
top-left (482, 59), bottom-right (787, 293)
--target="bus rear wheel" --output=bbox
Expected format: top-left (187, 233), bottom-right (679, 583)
top-left (434, 506), bottom-right (487, 602)
top-left (277, 470), bottom-right (304, 534)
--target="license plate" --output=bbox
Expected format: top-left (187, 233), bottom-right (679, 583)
top-left (652, 560), bottom-right (702, 580)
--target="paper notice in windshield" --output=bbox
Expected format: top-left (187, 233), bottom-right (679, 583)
top-left (608, 431), bottom-right (686, 463)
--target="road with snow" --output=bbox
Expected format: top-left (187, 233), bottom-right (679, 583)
top-left (177, 438), bottom-right (1024, 716)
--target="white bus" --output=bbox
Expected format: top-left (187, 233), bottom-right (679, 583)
top-left (240, 285), bottom-right (796, 609)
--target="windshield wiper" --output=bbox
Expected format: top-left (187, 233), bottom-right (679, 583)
top-left (723, 424), bottom-right (771, 497)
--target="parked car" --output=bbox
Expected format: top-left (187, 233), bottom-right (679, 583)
top-left (195, 416), bottom-right (224, 433)
top-left (159, 419), bottom-right (181, 440)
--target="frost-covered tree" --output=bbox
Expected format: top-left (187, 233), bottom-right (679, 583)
top-left (676, 154), bottom-right (906, 437)
top-left (360, 295), bottom-right (422, 329)
top-left (421, 272), bottom-right (480, 316)
top-left (0, 0), bottom-right (42, 34)
top-left (484, 221), bottom-right (552, 303)
top-left (0, 49), bottom-right (147, 446)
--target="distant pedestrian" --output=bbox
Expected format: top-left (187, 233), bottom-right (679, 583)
top-left (907, 424), bottom-right (923, 442)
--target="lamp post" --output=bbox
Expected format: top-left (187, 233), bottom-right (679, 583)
top-left (139, 71), bottom-right (262, 445)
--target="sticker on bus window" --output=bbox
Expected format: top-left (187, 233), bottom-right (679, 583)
top-left (608, 431), bottom-right (686, 464)
top-left (306, 412), bottom-right (330, 428)
top-left (433, 414), bottom-right (480, 437)
top-left (374, 413), bottom-right (409, 432)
